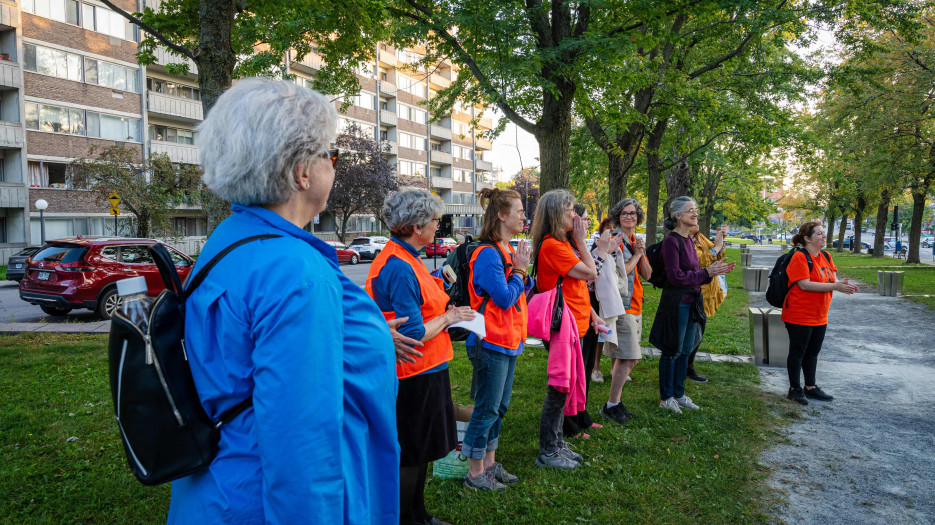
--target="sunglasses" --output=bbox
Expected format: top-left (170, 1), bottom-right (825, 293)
top-left (319, 148), bottom-right (340, 168)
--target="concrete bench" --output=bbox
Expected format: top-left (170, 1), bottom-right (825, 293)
top-left (877, 271), bottom-right (904, 296)
top-left (749, 307), bottom-right (789, 367)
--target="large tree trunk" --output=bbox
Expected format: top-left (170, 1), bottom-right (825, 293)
top-left (852, 207), bottom-right (865, 254)
top-left (825, 211), bottom-right (837, 246)
top-left (195, 1), bottom-right (237, 114)
top-left (663, 151), bottom-right (692, 213)
top-left (907, 189), bottom-right (926, 264)
top-left (835, 214), bottom-right (848, 252)
top-left (644, 117), bottom-right (669, 243)
top-left (535, 84), bottom-right (575, 194)
top-left (607, 149), bottom-right (630, 209)
top-left (872, 190), bottom-right (890, 257)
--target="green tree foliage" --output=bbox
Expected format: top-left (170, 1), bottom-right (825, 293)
top-left (99, 0), bottom-right (387, 112)
top-left (68, 145), bottom-right (204, 239)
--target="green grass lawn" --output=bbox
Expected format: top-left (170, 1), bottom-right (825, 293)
top-left (0, 332), bottom-right (791, 524)
top-left (640, 248), bottom-right (751, 356)
top-left (829, 251), bottom-right (935, 310)
top-left (0, 265), bottom-right (6, 280)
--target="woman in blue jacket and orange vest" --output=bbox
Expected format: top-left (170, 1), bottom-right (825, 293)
top-left (366, 189), bottom-right (476, 525)
top-left (461, 188), bottom-right (531, 491)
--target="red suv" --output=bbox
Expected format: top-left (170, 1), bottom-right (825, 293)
top-left (19, 237), bottom-right (194, 320)
top-left (425, 237), bottom-right (458, 257)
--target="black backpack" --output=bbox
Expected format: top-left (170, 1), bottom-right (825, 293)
top-left (765, 247), bottom-right (831, 308)
top-left (645, 237), bottom-right (687, 289)
top-left (446, 240), bottom-right (510, 341)
top-left (108, 234), bottom-right (278, 485)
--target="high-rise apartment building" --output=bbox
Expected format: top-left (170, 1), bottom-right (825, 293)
top-left (3, 0), bottom-right (496, 261)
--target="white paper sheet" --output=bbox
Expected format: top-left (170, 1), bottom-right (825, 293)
top-left (449, 312), bottom-right (486, 338)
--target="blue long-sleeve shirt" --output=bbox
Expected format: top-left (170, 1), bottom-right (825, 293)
top-left (168, 205), bottom-right (399, 525)
top-left (465, 245), bottom-right (532, 355)
top-left (370, 237), bottom-right (447, 374)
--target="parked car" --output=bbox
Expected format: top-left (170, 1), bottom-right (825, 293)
top-left (425, 237), bottom-right (459, 257)
top-left (18, 237), bottom-right (194, 320)
top-left (6, 246), bottom-right (41, 282)
top-left (739, 232), bottom-right (759, 241)
top-left (728, 230), bottom-right (742, 237)
top-left (347, 236), bottom-right (389, 260)
top-left (922, 237), bottom-right (934, 248)
top-left (324, 240), bottom-right (360, 264)
top-left (831, 237), bottom-right (870, 251)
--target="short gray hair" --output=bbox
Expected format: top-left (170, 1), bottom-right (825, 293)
top-left (609, 198), bottom-right (644, 227)
top-left (197, 78), bottom-right (337, 205)
top-left (664, 196), bottom-right (696, 231)
top-left (383, 189), bottom-right (444, 236)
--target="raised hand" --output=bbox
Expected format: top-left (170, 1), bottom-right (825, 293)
top-left (514, 239), bottom-right (531, 270)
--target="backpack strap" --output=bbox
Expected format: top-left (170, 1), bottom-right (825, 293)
top-left (183, 234), bottom-right (282, 300)
top-left (475, 241), bottom-right (517, 314)
top-left (215, 398), bottom-right (253, 429)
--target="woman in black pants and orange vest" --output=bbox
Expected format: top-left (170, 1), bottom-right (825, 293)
top-left (366, 189), bottom-right (476, 525)
top-left (782, 220), bottom-right (858, 405)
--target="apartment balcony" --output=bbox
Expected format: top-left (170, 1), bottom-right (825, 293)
top-left (380, 109), bottom-right (397, 126)
top-left (444, 203), bottom-right (483, 215)
top-left (0, 60), bottom-right (21, 89)
top-left (475, 159), bottom-right (493, 172)
top-left (153, 46), bottom-right (198, 75)
top-left (430, 150), bottom-right (452, 165)
top-left (294, 52), bottom-right (324, 72)
top-left (430, 124), bottom-right (452, 141)
top-left (151, 140), bottom-right (200, 165)
top-left (478, 116), bottom-right (494, 130)
top-left (379, 82), bottom-right (397, 96)
top-left (475, 137), bottom-right (493, 150)
top-left (378, 48), bottom-right (396, 67)
top-left (431, 176), bottom-right (452, 189)
top-left (476, 179), bottom-right (493, 190)
top-left (0, 2), bottom-right (19, 30)
top-left (0, 120), bottom-right (24, 148)
top-left (148, 91), bottom-right (204, 122)
top-left (0, 183), bottom-right (27, 208)
top-left (429, 73), bottom-right (450, 90)
top-left (383, 142), bottom-right (398, 155)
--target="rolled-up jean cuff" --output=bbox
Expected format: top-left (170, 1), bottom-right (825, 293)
top-left (460, 442), bottom-right (487, 460)
top-left (485, 436), bottom-right (499, 452)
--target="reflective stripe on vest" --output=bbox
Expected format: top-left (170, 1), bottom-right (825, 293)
top-left (467, 243), bottom-right (528, 350)
top-left (365, 240), bottom-right (454, 379)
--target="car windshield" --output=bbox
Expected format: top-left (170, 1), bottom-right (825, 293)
top-left (349, 239), bottom-right (370, 246)
top-left (32, 245), bottom-right (88, 264)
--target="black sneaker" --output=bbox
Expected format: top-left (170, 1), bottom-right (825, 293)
top-left (687, 370), bottom-right (708, 383)
top-left (599, 402), bottom-right (629, 425)
top-left (787, 387), bottom-right (808, 405)
top-left (620, 404), bottom-right (637, 420)
top-left (804, 386), bottom-right (834, 401)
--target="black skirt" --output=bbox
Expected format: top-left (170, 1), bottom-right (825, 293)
top-left (397, 368), bottom-right (458, 467)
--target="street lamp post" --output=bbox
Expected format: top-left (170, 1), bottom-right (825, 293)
top-left (370, 216), bottom-right (376, 233)
top-left (35, 199), bottom-right (48, 244)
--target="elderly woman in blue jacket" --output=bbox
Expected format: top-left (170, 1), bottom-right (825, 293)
top-left (167, 78), bottom-right (400, 524)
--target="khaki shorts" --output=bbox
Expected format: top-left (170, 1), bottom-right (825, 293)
top-left (603, 314), bottom-right (642, 360)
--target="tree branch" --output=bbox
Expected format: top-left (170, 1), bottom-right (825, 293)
top-left (660, 131), bottom-right (733, 171)
top-left (607, 0), bottom-right (708, 37)
top-left (389, 3), bottom-right (538, 134)
top-left (97, 0), bottom-right (196, 60)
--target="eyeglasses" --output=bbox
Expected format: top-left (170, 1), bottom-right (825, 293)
top-left (319, 148), bottom-right (340, 168)
top-left (684, 208), bottom-right (699, 214)
top-left (620, 212), bottom-right (638, 218)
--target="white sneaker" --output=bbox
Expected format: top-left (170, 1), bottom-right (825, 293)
top-left (591, 370), bottom-right (604, 383)
top-left (675, 395), bottom-right (701, 411)
top-left (659, 397), bottom-right (682, 414)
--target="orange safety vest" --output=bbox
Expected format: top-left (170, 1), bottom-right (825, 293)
top-left (467, 243), bottom-right (528, 350)
top-left (365, 239), bottom-right (454, 379)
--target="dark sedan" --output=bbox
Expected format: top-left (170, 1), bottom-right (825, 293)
top-left (6, 246), bottom-right (40, 282)
top-left (831, 237), bottom-right (870, 251)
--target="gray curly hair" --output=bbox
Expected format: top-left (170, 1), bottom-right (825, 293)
top-left (609, 198), bottom-right (645, 227)
top-left (383, 189), bottom-right (444, 237)
top-left (197, 78), bottom-right (337, 205)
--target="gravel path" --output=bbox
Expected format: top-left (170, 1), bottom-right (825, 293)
top-left (746, 248), bottom-right (935, 524)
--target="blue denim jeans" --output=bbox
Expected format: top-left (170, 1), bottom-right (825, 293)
top-left (658, 302), bottom-right (699, 400)
top-left (461, 346), bottom-right (517, 460)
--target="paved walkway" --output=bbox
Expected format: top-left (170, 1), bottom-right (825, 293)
top-left (747, 246), bottom-right (935, 524)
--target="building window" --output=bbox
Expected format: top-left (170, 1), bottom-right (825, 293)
top-left (397, 75), bottom-right (426, 98)
top-left (397, 104), bottom-right (426, 124)
top-left (23, 44), bottom-right (82, 82)
top-left (147, 78), bottom-right (200, 100)
top-left (430, 167), bottom-right (442, 178)
top-left (25, 102), bottom-right (85, 135)
top-left (87, 112), bottom-right (141, 142)
top-left (86, 59), bottom-right (140, 92)
top-left (453, 169), bottom-right (473, 183)
top-left (396, 49), bottom-right (423, 65)
top-left (27, 161), bottom-right (70, 188)
top-left (174, 217), bottom-right (205, 237)
top-left (150, 125), bottom-right (195, 145)
top-left (22, 0), bottom-right (79, 25)
top-left (398, 160), bottom-right (425, 178)
top-left (356, 62), bottom-right (374, 77)
top-left (24, 1), bottom-right (135, 40)
top-left (399, 132), bottom-right (426, 151)
top-left (343, 92), bottom-right (375, 111)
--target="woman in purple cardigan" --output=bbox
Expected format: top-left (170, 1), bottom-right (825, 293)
top-left (648, 197), bottom-right (734, 413)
